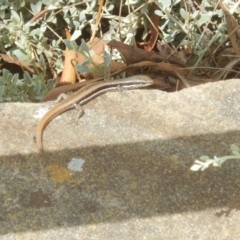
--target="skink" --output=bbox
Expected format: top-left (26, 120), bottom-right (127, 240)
top-left (36, 75), bottom-right (153, 151)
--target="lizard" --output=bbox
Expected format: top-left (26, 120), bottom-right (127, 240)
top-left (36, 75), bottom-right (154, 151)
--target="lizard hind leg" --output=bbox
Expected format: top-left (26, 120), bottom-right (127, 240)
top-left (68, 103), bottom-right (84, 125)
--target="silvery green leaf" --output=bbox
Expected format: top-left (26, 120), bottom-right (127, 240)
top-left (2, 69), bottom-right (7, 79)
top-left (172, 0), bottom-right (181, 5)
top-left (34, 80), bottom-right (41, 95)
top-left (107, 4), bottom-right (114, 11)
top-left (15, 79), bottom-right (22, 90)
top-left (200, 156), bottom-right (209, 161)
top-left (126, 0), bottom-right (139, 5)
top-left (36, 43), bottom-right (44, 55)
top-left (45, 51), bottom-right (53, 58)
top-left (231, 144), bottom-right (239, 152)
top-left (4, 96), bottom-right (11, 102)
top-left (30, 1), bottom-right (42, 14)
top-left (180, 8), bottom-right (187, 19)
top-left (232, 150), bottom-right (240, 156)
top-left (160, 0), bottom-right (172, 10)
top-left (11, 11), bottom-right (20, 23)
top-left (155, 9), bottom-right (164, 17)
top-left (19, 1), bottom-right (25, 8)
top-left (104, 53), bottom-right (112, 67)
top-left (40, 24), bottom-right (47, 33)
top-left (79, 11), bottom-right (86, 22)
top-left (79, 39), bottom-right (89, 53)
top-left (212, 161), bottom-right (222, 167)
top-left (164, 31), bottom-right (177, 43)
top-left (35, 1), bottom-right (42, 12)
top-left (39, 55), bottom-right (46, 72)
top-left (196, 14), bottom-right (211, 26)
top-left (63, 40), bottom-right (78, 51)
top-left (75, 64), bottom-right (89, 74)
top-left (46, 14), bottom-right (56, 23)
top-left (126, 32), bottom-right (134, 38)
top-left (73, 20), bottom-right (80, 27)
top-left (3, 69), bottom-right (11, 81)
top-left (10, 49), bottom-right (29, 62)
top-left (68, 5), bottom-right (76, 14)
top-left (0, 5), bottom-right (8, 10)
top-left (64, 16), bottom-right (71, 24)
top-left (213, 156), bottom-right (222, 165)
top-left (191, 10), bottom-right (199, 19)
top-left (0, 10), bottom-right (5, 19)
top-left (228, 1), bottom-right (240, 14)
top-left (70, 30), bottom-right (81, 41)
top-left (190, 164), bottom-right (203, 171)
top-left (47, 79), bottom-right (54, 89)
top-left (0, 85), bottom-right (5, 101)
top-left (216, 9), bottom-right (224, 17)
top-left (47, 5), bottom-right (58, 10)
top-left (30, 28), bottom-right (40, 36)
top-left (138, 2), bottom-right (148, 13)
top-left (232, 151), bottom-right (240, 156)
top-left (23, 72), bottom-right (32, 84)
top-left (90, 0), bottom-right (97, 8)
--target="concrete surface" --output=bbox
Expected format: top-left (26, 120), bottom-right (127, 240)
top-left (0, 79), bottom-right (240, 239)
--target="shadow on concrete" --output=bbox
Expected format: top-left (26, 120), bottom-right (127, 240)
top-left (1, 130), bottom-right (240, 234)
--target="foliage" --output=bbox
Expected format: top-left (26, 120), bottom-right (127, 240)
top-left (191, 144), bottom-right (240, 171)
top-left (0, 68), bottom-right (54, 102)
top-left (0, 0), bottom-right (239, 101)
top-left (64, 39), bottom-right (111, 75)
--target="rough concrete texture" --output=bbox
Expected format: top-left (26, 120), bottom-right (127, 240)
top-left (0, 79), bottom-right (240, 239)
